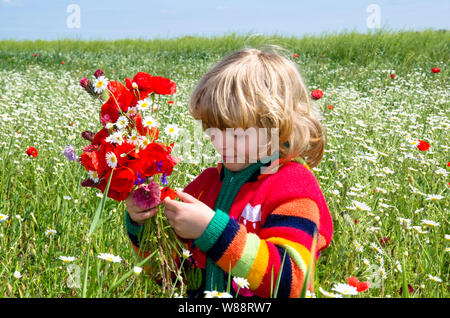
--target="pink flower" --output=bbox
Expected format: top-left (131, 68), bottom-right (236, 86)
top-left (132, 182), bottom-right (161, 210)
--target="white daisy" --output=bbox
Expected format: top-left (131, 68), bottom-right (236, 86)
top-left (233, 277), bottom-right (250, 289)
top-left (182, 249), bottom-right (192, 259)
top-left (137, 98), bottom-right (151, 111)
top-left (204, 291), bottom-right (233, 298)
top-left (105, 152), bottom-right (118, 169)
top-left (93, 76), bottom-right (108, 94)
top-left (88, 170), bottom-right (99, 183)
top-left (354, 240), bottom-right (363, 252)
top-left (127, 106), bottom-right (137, 117)
top-left (13, 270), bottom-right (22, 279)
top-left (105, 131), bottom-right (124, 145)
top-left (133, 266), bottom-right (143, 275)
top-left (115, 115), bottom-right (128, 130)
top-left (427, 274), bottom-right (442, 283)
top-left (435, 168), bottom-right (448, 177)
top-left (45, 228), bottom-right (57, 236)
top-left (318, 287), bottom-right (343, 298)
top-left (351, 200), bottom-right (371, 212)
top-left (59, 256), bottom-right (76, 263)
top-left (445, 234), bottom-right (450, 241)
top-left (164, 124), bottom-right (179, 137)
top-left (138, 136), bottom-right (150, 149)
top-left (332, 283), bottom-right (358, 295)
top-left (425, 194), bottom-right (444, 201)
top-left (421, 219), bottom-right (440, 227)
top-left (97, 253), bottom-right (122, 263)
top-left (142, 115), bottom-right (158, 129)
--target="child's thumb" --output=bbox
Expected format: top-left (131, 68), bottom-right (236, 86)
top-left (176, 191), bottom-right (198, 204)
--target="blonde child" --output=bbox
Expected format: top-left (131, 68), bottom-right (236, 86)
top-left (125, 47), bottom-right (333, 298)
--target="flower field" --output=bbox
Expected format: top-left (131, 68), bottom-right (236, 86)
top-left (0, 30), bottom-right (448, 298)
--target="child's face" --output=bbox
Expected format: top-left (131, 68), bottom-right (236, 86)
top-left (208, 126), bottom-right (272, 172)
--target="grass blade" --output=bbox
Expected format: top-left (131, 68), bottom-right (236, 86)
top-left (300, 230), bottom-right (318, 298)
top-left (88, 169), bottom-right (114, 237)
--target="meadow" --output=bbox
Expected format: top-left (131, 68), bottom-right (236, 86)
top-left (0, 30), bottom-right (448, 298)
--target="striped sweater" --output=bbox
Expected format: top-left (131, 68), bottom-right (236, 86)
top-left (125, 157), bottom-right (333, 298)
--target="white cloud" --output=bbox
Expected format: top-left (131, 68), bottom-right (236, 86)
top-left (2, 0), bottom-right (23, 6)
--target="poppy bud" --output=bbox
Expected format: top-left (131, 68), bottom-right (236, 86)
top-left (94, 69), bottom-right (105, 78)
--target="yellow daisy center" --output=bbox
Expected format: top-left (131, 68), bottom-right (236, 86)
top-left (96, 81), bottom-right (103, 88)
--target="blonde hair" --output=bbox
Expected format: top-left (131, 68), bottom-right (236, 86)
top-left (189, 46), bottom-right (327, 168)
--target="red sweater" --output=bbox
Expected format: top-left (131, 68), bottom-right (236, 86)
top-left (126, 158), bottom-right (333, 297)
top-left (183, 159), bottom-right (333, 297)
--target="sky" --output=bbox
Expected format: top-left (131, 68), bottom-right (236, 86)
top-left (0, 0), bottom-right (448, 40)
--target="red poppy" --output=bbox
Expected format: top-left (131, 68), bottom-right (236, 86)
top-left (168, 101), bottom-right (174, 106)
top-left (293, 53), bottom-right (299, 58)
top-left (160, 187), bottom-right (177, 201)
top-left (102, 81), bottom-right (137, 116)
top-left (327, 104), bottom-right (334, 110)
top-left (431, 67), bottom-right (440, 73)
top-left (447, 162), bottom-right (450, 167)
top-left (61, 61), bottom-right (65, 65)
top-left (311, 89), bottom-right (323, 100)
top-left (347, 276), bottom-right (370, 292)
top-left (34, 53), bottom-right (37, 57)
top-left (91, 128), bottom-right (109, 145)
top-left (79, 151), bottom-right (100, 172)
top-left (390, 74), bottom-right (396, 79)
top-left (26, 146), bottom-right (38, 157)
top-left (125, 72), bottom-right (153, 100)
top-left (98, 167), bottom-right (137, 201)
top-left (417, 139), bottom-right (430, 151)
top-left (148, 76), bottom-right (177, 95)
top-left (138, 142), bottom-right (178, 177)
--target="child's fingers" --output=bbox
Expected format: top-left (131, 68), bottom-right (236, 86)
top-left (162, 196), bottom-right (184, 211)
top-left (131, 207), bottom-right (158, 223)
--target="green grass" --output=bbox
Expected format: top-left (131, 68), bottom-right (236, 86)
top-left (0, 30), bottom-right (448, 298)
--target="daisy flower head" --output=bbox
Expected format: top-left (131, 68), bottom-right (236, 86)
top-left (182, 249), bottom-right (192, 259)
top-left (142, 115), bottom-right (158, 129)
top-left (93, 76), bottom-right (108, 94)
top-left (133, 266), bottom-right (143, 275)
top-left (88, 170), bottom-right (99, 183)
top-left (97, 253), bottom-right (122, 263)
top-left (0, 213), bottom-right (9, 222)
top-left (427, 274), bottom-right (442, 283)
top-left (59, 256), bottom-right (76, 263)
top-left (13, 270), bottom-right (22, 279)
top-left (137, 98), bottom-right (151, 111)
top-left (204, 291), bottom-right (233, 298)
top-left (318, 287), bottom-right (343, 298)
top-left (138, 136), bottom-right (150, 149)
top-left (127, 106), bottom-right (138, 117)
top-left (128, 133), bottom-right (140, 146)
top-left (425, 194), bottom-right (444, 201)
top-left (105, 130), bottom-right (124, 145)
top-left (105, 152), bottom-right (118, 169)
top-left (164, 124), bottom-right (180, 138)
top-left (45, 228), bottom-right (57, 236)
top-left (115, 115), bottom-right (129, 130)
top-left (421, 219), bottom-right (440, 228)
top-left (233, 277), bottom-right (250, 289)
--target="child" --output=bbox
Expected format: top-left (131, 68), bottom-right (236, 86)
top-left (124, 47), bottom-right (333, 298)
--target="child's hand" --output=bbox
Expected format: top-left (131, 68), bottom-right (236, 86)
top-left (163, 191), bottom-right (215, 240)
top-left (125, 191), bottom-right (159, 225)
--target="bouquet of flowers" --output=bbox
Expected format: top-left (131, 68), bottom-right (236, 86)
top-left (78, 69), bottom-right (182, 293)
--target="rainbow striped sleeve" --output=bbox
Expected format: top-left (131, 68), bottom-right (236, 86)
top-left (194, 198), bottom-right (320, 298)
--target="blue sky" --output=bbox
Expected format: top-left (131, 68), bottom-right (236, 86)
top-left (0, 0), bottom-right (448, 40)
